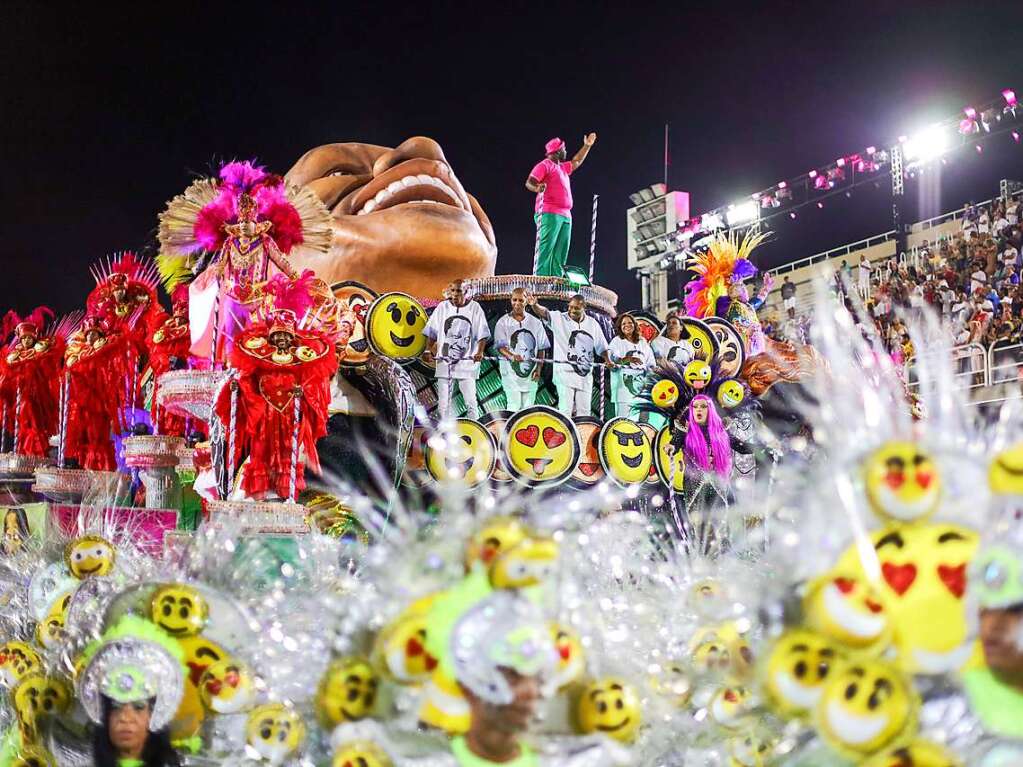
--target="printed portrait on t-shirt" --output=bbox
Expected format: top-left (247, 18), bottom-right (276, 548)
top-left (567, 330), bottom-right (595, 377)
top-left (509, 329), bottom-right (538, 379)
top-left (1, 507), bottom-right (30, 557)
top-left (665, 340), bottom-right (695, 366)
top-left (441, 315), bottom-right (472, 364)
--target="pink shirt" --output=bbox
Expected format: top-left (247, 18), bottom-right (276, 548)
top-left (530, 158), bottom-right (573, 218)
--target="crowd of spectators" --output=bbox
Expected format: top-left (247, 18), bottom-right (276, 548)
top-left (763, 192), bottom-right (1023, 363)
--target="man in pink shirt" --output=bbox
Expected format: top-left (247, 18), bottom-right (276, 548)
top-left (525, 133), bottom-right (596, 277)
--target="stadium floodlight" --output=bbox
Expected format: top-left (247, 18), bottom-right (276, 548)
top-left (701, 212), bottom-right (724, 230)
top-left (629, 192), bottom-right (646, 206)
top-left (726, 201), bottom-right (758, 226)
top-left (902, 126), bottom-right (949, 162)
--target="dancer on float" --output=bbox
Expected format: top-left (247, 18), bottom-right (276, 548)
top-left (493, 287), bottom-right (549, 411)
top-left (607, 313), bottom-right (654, 420)
top-left (0, 307), bottom-right (75, 457)
top-left (424, 279), bottom-right (490, 421)
top-left (158, 160), bottom-right (332, 364)
top-left (525, 134), bottom-right (596, 277)
top-left (216, 307), bottom-right (336, 500)
top-left (525, 291), bottom-right (609, 418)
top-left (651, 314), bottom-right (695, 367)
top-left (147, 286), bottom-right (192, 437)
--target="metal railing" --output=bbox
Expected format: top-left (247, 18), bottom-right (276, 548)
top-left (767, 231), bottom-right (897, 277)
top-left (905, 341), bottom-right (1022, 397)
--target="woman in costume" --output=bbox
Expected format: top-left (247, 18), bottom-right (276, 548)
top-left (87, 252), bottom-right (163, 352)
top-left (608, 313), bottom-right (654, 420)
top-left (0, 308), bottom-right (76, 457)
top-left (158, 160), bottom-right (333, 364)
top-left (683, 232), bottom-right (772, 356)
top-left (216, 308), bottom-right (337, 500)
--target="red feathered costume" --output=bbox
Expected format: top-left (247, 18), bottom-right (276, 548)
top-left (0, 309), bottom-right (65, 457)
top-left (63, 317), bottom-right (135, 471)
top-left (148, 288), bottom-right (192, 437)
top-left (215, 309), bottom-right (336, 499)
top-left (87, 252), bottom-right (162, 357)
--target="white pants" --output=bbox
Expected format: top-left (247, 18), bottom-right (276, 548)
top-left (502, 378), bottom-right (538, 412)
top-left (437, 376), bottom-right (478, 421)
top-left (555, 376), bottom-right (592, 418)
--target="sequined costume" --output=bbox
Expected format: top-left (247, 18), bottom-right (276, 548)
top-left (147, 288), bottom-right (192, 437)
top-left (215, 309), bottom-right (336, 499)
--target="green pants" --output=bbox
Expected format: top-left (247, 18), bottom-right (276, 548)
top-left (534, 213), bottom-right (572, 277)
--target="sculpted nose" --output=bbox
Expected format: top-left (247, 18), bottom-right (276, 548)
top-left (373, 136), bottom-right (447, 176)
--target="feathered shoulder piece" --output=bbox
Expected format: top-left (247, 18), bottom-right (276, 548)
top-left (683, 231), bottom-right (767, 318)
top-left (1, 307), bottom-right (54, 342)
top-left (157, 159), bottom-right (333, 273)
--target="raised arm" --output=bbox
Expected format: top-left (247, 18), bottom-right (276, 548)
top-left (524, 290), bottom-right (550, 322)
top-left (571, 133), bottom-right (597, 171)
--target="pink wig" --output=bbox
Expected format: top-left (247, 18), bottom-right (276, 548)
top-left (684, 395), bottom-right (732, 477)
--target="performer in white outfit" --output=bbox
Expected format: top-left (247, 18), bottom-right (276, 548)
top-left (607, 313), bottom-right (654, 420)
top-left (424, 279), bottom-right (490, 421)
top-left (526, 291), bottom-right (609, 418)
top-left (493, 288), bottom-right (549, 411)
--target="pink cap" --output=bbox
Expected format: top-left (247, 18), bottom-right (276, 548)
top-left (545, 137), bottom-right (565, 154)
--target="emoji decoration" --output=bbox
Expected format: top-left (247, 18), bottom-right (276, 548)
top-left (683, 360), bottom-right (713, 391)
top-left (245, 703), bottom-right (306, 766)
top-left (198, 658), bottom-right (256, 714)
top-left (424, 418), bottom-right (496, 486)
top-left (332, 281), bottom-right (377, 367)
top-left (803, 572), bottom-right (893, 656)
top-left (11, 673), bottom-right (71, 742)
top-left (814, 658), bottom-right (919, 759)
top-left (654, 426), bottom-right (685, 491)
top-left (704, 318), bottom-right (746, 379)
top-left (316, 657), bottom-right (379, 728)
top-left (716, 378), bottom-right (745, 409)
top-left (761, 629), bottom-right (842, 718)
top-left (571, 417), bottom-right (606, 487)
top-left (365, 291), bottom-right (428, 364)
top-left (332, 739), bottom-right (394, 767)
top-left (371, 594), bottom-right (440, 684)
top-left (502, 406), bottom-right (580, 487)
top-left (988, 442), bottom-right (1023, 496)
top-left (677, 316), bottom-right (719, 363)
top-left (576, 678), bottom-right (642, 743)
top-left (650, 378), bottom-right (680, 409)
top-left (480, 411), bottom-right (513, 482)
top-left (598, 417), bottom-right (654, 487)
top-left (864, 441), bottom-right (943, 523)
top-left (0, 641), bottom-right (42, 688)
top-left (64, 535), bottom-right (116, 578)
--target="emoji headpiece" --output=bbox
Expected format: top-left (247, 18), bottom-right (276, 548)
top-left (683, 231), bottom-right (767, 319)
top-left (78, 616), bottom-right (185, 732)
top-left (268, 309), bottom-right (298, 337)
top-left (447, 590), bottom-right (556, 705)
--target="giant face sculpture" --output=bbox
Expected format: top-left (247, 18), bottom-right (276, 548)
top-left (286, 137), bottom-right (497, 300)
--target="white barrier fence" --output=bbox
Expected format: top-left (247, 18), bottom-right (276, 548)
top-left (905, 341), bottom-right (1023, 405)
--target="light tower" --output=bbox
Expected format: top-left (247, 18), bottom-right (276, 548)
top-left (626, 184), bottom-right (689, 316)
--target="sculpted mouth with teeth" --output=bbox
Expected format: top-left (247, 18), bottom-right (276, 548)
top-left (286, 136), bottom-right (496, 300)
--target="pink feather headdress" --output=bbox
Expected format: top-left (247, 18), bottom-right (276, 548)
top-left (158, 159), bottom-right (332, 273)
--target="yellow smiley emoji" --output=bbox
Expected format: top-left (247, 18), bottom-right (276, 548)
top-left (488, 536), bottom-right (559, 589)
top-left (502, 406), bottom-right (579, 487)
top-left (0, 642), bottom-right (42, 687)
top-left (199, 658), bottom-right (256, 714)
top-left (761, 629), bottom-right (844, 718)
top-left (654, 426), bottom-right (685, 491)
top-left (424, 419), bottom-right (496, 486)
top-left (150, 583), bottom-right (209, 637)
top-left (804, 572), bottom-right (892, 655)
top-left (989, 442), bottom-right (1023, 496)
top-left (576, 678), bottom-right (641, 742)
top-left (9, 745), bottom-right (56, 767)
top-left (372, 594), bottom-right (440, 683)
top-left (858, 739), bottom-right (963, 767)
top-left (815, 658), bottom-right (918, 758)
top-left (64, 535), bottom-right (115, 578)
top-left (366, 292), bottom-right (428, 363)
top-left (333, 741), bottom-right (393, 767)
top-left (245, 703), bottom-right (306, 766)
top-left (547, 624), bottom-right (585, 693)
top-left (716, 379), bottom-right (745, 409)
top-left (175, 634), bottom-right (227, 737)
top-left (678, 317), bottom-right (718, 362)
top-left (650, 378), bottom-right (680, 409)
top-left (571, 417), bottom-right (605, 487)
top-left (316, 657), bottom-right (379, 728)
top-left (864, 441), bottom-right (943, 523)
top-left (835, 522), bottom-right (978, 674)
top-left (684, 360), bottom-right (712, 391)
top-left (598, 417), bottom-right (653, 487)
top-left (12, 674), bottom-right (71, 741)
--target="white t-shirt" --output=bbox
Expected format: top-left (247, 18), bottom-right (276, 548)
top-left (651, 335), bottom-right (695, 366)
top-left (994, 216), bottom-right (1010, 235)
top-left (859, 260), bottom-right (872, 283)
top-left (1007, 201), bottom-right (1019, 224)
top-left (608, 336), bottom-right (654, 401)
top-left (1003, 246), bottom-right (1019, 266)
top-left (493, 312), bottom-right (549, 392)
top-left (424, 300), bottom-right (490, 379)
top-left (979, 212), bottom-right (990, 234)
top-left (545, 310), bottom-right (608, 390)
top-left (971, 270), bottom-right (988, 294)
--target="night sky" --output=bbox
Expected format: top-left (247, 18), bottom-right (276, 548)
top-left (3, 2), bottom-right (1023, 316)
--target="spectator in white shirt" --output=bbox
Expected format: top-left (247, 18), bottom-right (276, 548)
top-left (1003, 244), bottom-right (1019, 269)
top-left (607, 314), bottom-right (655, 420)
top-left (971, 267), bottom-right (988, 295)
top-left (858, 255), bottom-right (872, 298)
top-left (978, 210), bottom-right (991, 235)
top-left (994, 214), bottom-right (1010, 236)
top-left (423, 279), bottom-right (490, 422)
top-left (526, 291), bottom-right (610, 418)
top-left (1007, 199), bottom-right (1019, 225)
